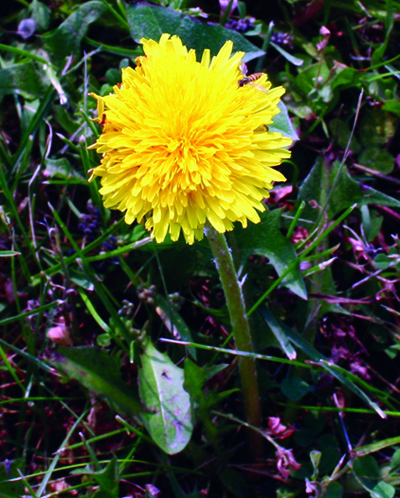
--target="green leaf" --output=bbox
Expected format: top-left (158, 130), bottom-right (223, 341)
top-left (88, 458), bottom-right (119, 496)
top-left (361, 207), bottom-right (383, 243)
top-left (281, 375), bottom-right (312, 401)
top-left (54, 105), bottom-right (81, 134)
top-left (97, 334), bottom-right (112, 347)
top-left (294, 62), bottom-right (332, 106)
top-left (235, 209), bottom-right (307, 300)
top-left (270, 41), bottom-right (304, 66)
top-left (48, 347), bottom-right (143, 418)
top-left (259, 306), bottom-right (297, 360)
top-left (0, 62), bottom-right (47, 99)
top-left (184, 359), bottom-right (227, 446)
top-left (85, 37), bottom-right (142, 58)
top-left (44, 157), bottom-right (85, 181)
top-left (325, 481), bottom-right (343, 498)
top-left (126, 2), bottom-right (264, 62)
top-left (298, 157), bottom-right (400, 223)
top-left (331, 67), bottom-right (360, 91)
top-left (310, 450), bottom-right (322, 479)
top-left (184, 359), bottom-right (228, 409)
top-left (0, 459), bottom-right (24, 498)
top-left (330, 118), bottom-right (361, 153)
top-left (353, 456), bottom-right (395, 498)
top-left (270, 101), bottom-right (300, 142)
top-left (390, 448), bottom-right (400, 470)
top-left (92, 491), bottom-right (117, 498)
top-left (358, 108), bottom-right (398, 147)
top-left (30, 0), bottom-right (51, 31)
top-left (270, 317), bottom-right (386, 418)
top-left (138, 339), bottom-right (193, 454)
top-left (374, 254), bottom-right (392, 270)
top-left (371, 0), bottom-right (394, 65)
top-left (155, 295), bottom-right (196, 360)
top-left (358, 147), bottom-right (394, 174)
top-left (382, 100), bottom-right (400, 117)
top-left (43, 1), bottom-right (106, 65)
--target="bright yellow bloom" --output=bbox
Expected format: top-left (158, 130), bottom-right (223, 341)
top-left (89, 34), bottom-right (292, 244)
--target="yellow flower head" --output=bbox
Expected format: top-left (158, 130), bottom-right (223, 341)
top-left (89, 34), bottom-right (292, 244)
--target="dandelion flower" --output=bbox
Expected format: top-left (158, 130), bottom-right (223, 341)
top-left (88, 34), bottom-right (292, 244)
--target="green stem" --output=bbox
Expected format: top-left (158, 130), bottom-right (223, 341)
top-left (205, 226), bottom-right (263, 459)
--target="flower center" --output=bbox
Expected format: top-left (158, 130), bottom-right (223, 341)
top-left (157, 135), bottom-right (203, 191)
top-left (166, 136), bottom-right (192, 156)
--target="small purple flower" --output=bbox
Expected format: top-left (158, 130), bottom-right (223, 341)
top-left (219, 0), bottom-right (238, 15)
top-left (18, 18), bottom-right (36, 39)
top-left (226, 17), bottom-right (256, 33)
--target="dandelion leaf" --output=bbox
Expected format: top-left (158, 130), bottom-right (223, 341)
top-left (43, 1), bottom-right (106, 65)
top-left (138, 339), bottom-right (193, 454)
top-left (298, 156), bottom-right (400, 223)
top-left (126, 2), bottom-right (264, 62)
top-left (48, 347), bottom-right (143, 419)
top-left (235, 208), bottom-right (307, 300)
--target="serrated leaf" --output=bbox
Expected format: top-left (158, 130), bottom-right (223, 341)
top-left (71, 458), bottom-right (119, 497)
top-left (235, 209), bottom-right (307, 299)
top-left (48, 347), bottom-right (143, 418)
top-left (184, 359), bottom-right (228, 407)
top-left (91, 458), bottom-right (119, 496)
top-left (126, 2), bottom-right (264, 62)
top-left (43, 1), bottom-right (106, 65)
top-left (183, 358), bottom-right (227, 449)
top-left (138, 339), bottom-right (193, 454)
top-left (268, 316), bottom-right (386, 418)
top-left (298, 157), bottom-right (400, 223)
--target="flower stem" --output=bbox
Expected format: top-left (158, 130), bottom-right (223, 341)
top-left (205, 225), bottom-right (263, 459)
